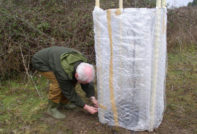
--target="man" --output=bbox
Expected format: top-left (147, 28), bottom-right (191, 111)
top-left (32, 46), bottom-right (98, 119)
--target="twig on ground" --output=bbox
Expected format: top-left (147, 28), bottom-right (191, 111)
top-left (19, 45), bottom-right (42, 98)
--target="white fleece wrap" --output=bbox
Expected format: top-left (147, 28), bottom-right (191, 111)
top-left (93, 7), bottom-right (167, 131)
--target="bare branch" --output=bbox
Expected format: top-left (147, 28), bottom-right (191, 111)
top-left (19, 45), bottom-right (42, 98)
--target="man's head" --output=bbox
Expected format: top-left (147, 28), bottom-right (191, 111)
top-left (75, 62), bottom-right (95, 84)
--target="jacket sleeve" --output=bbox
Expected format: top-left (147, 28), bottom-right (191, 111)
top-left (57, 79), bottom-right (85, 108)
top-left (80, 82), bottom-right (95, 98)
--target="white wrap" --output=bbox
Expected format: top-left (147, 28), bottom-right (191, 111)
top-left (93, 4), bottom-right (167, 131)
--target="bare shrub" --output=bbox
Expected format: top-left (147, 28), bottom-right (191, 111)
top-left (167, 6), bottom-right (197, 51)
top-left (0, 0), bottom-right (196, 80)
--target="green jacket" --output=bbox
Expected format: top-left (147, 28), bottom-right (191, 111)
top-left (32, 46), bottom-right (95, 108)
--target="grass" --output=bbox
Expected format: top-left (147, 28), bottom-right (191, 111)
top-left (0, 76), bottom-right (49, 133)
top-left (0, 45), bottom-right (197, 133)
top-left (164, 45), bottom-right (197, 133)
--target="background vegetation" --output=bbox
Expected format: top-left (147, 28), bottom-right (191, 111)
top-left (188, 0), bottom-right (197, 6)
top-left (0, 0), bottom-right (157, 80)
top-left (0, 0), bottom-right (197, 134)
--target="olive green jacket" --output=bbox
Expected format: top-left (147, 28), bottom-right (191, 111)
top-left (32, 46), bottom-right (95, 108)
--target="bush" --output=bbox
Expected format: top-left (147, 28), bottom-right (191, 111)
top-left (188, 0), bottom-right (197, 6)
top-left (0, 0), bottom-right (96, 79)
top-left (0, 0), bottom-right (158, 80)
top-left (167, 7), bottom-right (197, 51)
top-left (0, 0), bottom-right (196, 80)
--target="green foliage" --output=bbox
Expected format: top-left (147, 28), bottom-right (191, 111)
top-left (188, 0), bottom-right (197, 6)
top-left (0, 75), bottom-right (48, 133)
top-left (37, 22), bottom-right (50, 32)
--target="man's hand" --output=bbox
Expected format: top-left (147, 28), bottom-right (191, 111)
top-left (90, 96), bottom-right (98, 108)
top-left (83, 104), bottom-right (98, 114)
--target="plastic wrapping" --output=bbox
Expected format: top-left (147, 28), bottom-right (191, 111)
top-left (93, 7), bottom-right (167, 131)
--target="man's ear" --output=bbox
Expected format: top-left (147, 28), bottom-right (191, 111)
top-left (75, 73), bottom-right (78, 80)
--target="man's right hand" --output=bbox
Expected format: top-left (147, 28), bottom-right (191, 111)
top-left (83, 104), bottom-right (98, 114)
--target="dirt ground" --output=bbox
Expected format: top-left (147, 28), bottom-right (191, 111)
top-left (1, 81), bottom-right (195, 134)
top-left (24, 107), bottom-right (193, 134)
